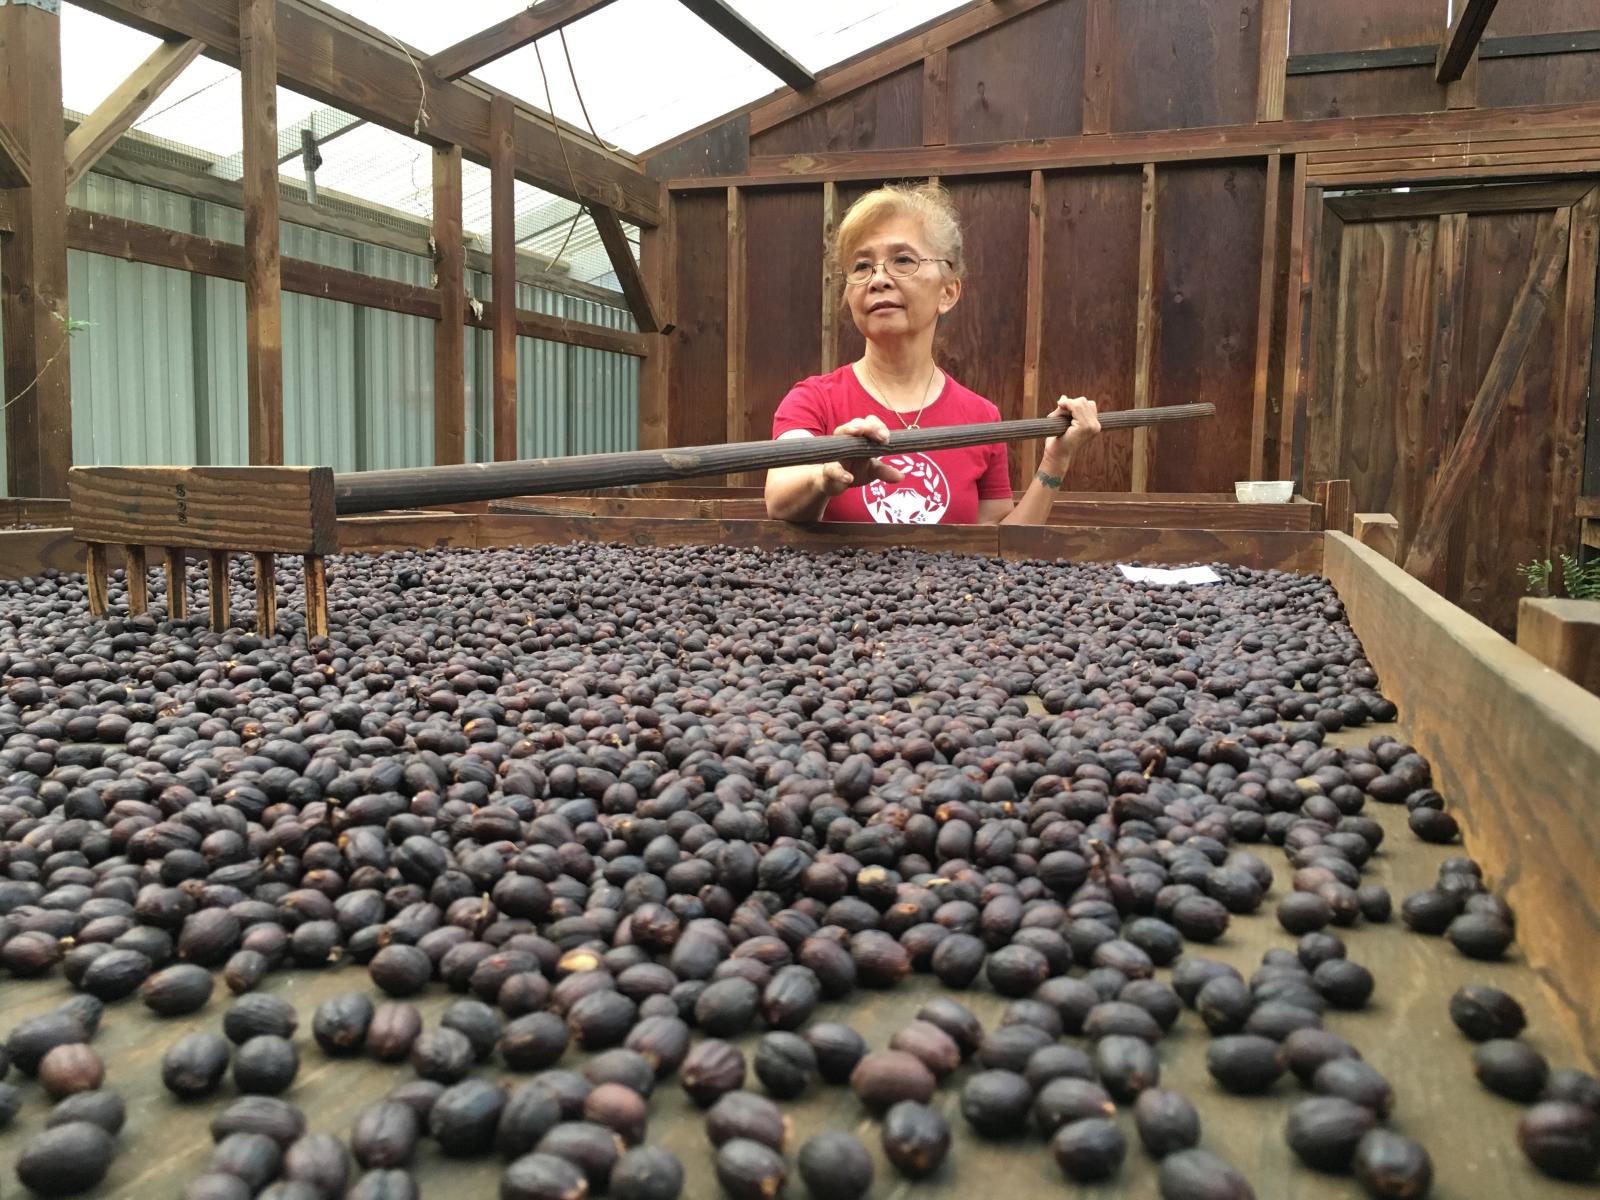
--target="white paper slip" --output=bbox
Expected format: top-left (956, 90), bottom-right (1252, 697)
top-left (1116, 564), bottom-right (1223, 586)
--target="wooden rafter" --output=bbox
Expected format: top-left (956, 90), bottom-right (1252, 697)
top-left (0, 119), bottom-right (29, 189)
top-left (75, 0), bottom-right (660, 227)
top-left (676, 0), bottom-right (814, 93)
top-left (1437, 0), bottom-right (1500, 83)
top-left (591, 205), bottom-right (663, 334)
top-left (1405, 209), bottom-right (1572, 583)
top-left (63, 37), bottom-right (205, 189)
top-left (426, 0), bottom-right (621, 82)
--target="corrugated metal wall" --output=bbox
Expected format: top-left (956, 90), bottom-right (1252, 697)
top-left (0, 172), bottom-right (638, 493)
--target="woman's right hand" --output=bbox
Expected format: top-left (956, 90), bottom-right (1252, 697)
top-left (820, 417), bottom-right (904, 496)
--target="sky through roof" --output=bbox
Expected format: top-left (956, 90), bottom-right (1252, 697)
top-left (60, 0), bottom-right (972, 286)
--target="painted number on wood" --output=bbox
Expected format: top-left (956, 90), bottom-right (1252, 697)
top-left (176, 485), bottom-right (188, 525)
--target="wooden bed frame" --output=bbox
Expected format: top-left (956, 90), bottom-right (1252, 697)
top-left (1, 492), bottom-right (1596, 1074)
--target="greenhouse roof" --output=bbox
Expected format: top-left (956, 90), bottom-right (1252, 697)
top-left (60, 0), bottom-right (971, 288)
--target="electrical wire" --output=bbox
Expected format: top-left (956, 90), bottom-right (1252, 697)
top-left (531, 37), bottom-right (588, 271)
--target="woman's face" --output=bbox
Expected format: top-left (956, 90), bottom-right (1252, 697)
top-left (843, 216), bottom-right (961, 344)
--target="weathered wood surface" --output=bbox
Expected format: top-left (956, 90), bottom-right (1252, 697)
top-left (0, 720), bottom-right (1588, 1199)
top-left (1516, 597), bottom-right (1600, 695)
top-left (1325, 532), bottom-right (1600, 1067)
top-left (0, 497), bottom-right (70, 526)
top-left (240, 0), bottom-right (283, 467)
top-left (62, 36), bottom-right (205, 189)
top-left (1352, 513), bottom-right (1400, 561)
top-left (485, 495), bottom-right (1324, 531)
top-left (69, 466), bottom-right (338, 555)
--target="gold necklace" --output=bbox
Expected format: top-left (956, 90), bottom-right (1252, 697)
top-left (864, 361), bottom-right (940, 430)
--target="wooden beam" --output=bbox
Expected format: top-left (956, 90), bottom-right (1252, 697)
top-left (1131, 163), bottom-right (1157, 493)
top-left (677, 0), bottom-right (813, 93)
top-left (1353, 512), bottom-right (1401, 561)
top-left (253, 552), bottom-right (277, 636)
top-left (1082, 0), bottom-right (1113, 135)
top-left (1437, 0), bottom-right (1500, 84)
top-left (1019, 170), bottom-right (1046, 490)
top-left (490, 95), bottom-right (518, 463)
top-left (923, 49), bottom-right (949, 147)
top-left (1519, 598), bottom-right (1600, 695)
top-left (76, 0), bottom-right (661, 227)
top-left (63, 38), bottom-right (205, 189)
top-left (164, 547), bottom-right (188, 619)
top-left (87, 144), bottom-right (625, 306)
top-left (1256, 0), bottom-right (1288, 123)
top-left (432, 145), bottom-right (466, 466)
top-left (592, 204), bottom-right (663, 334)
top-left (726, 186), bottom-right (749, 486)
top-left (0, 0), bottom-right (72, 498)
top-left (1249, 154), bottom-right (1282, 480)
top-left (676, 99), bottom-right (1600, 190)
top-left (66, 208), bottom-right (651, 356)
top-left (240, 0), bottom-right (282, 466)
top-left (0, 118), bottom-right (29, 189)
top-left (426, 0), bottom-right (620, 81)
top-left (1406, 209), bottom-right (1573, 583)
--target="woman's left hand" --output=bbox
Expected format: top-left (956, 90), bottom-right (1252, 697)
top-left (1042, 395), bottom-right (1100, 467)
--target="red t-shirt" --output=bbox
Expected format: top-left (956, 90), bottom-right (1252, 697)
top-left (771, 364), bottom-right (1012, 524)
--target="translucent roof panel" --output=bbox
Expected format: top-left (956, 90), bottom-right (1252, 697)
top-left (61, 0), bottom-right (969, 284)
top-left (310, 0), bottom-right (972, 154)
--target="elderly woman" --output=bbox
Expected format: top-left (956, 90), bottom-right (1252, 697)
top-left (765, 182), bottom-right (1099, 525)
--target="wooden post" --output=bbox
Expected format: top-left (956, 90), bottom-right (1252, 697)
top-left (1020, 170), bottom-right (1047, 491)
top-left (0, 0), bottom-right (72, 498)
top-left (820, 182), bottom-right (840, 373)
top-left (85, 543), bottom-right (109, 617)
top-left (124, 545), bottom-right (149, 615)
top-left (1280, 167), bottom-right (1320, 483)
top-left (164, 547), bottom-right (188, 618)
top-left (637, 194), bottom-right (674, 452)
top-left (1082, 0), bottom-right (1113, 135)
top-left (1518, 598), bottom-right (1600, 696)
top-left (726, 186), bottom-right (748, 486)
top-left (303, 555), bottom-right (329, 639)
top-left (1315, 479), bottom-right (1352, 535)
top-left (1249, 154), bottom-right (1282, 480)
top-left (1131, 163), bottom-right (1158, 493)
top-left (432, 145), bottom-right (466, 465)
top-left (490, 96), bottom-right (518, 462)
top-left (253, 552), bottom-right (277, 636)
top-left (1256, 0), bottom-right (1288, 123)
top-left (241, 0), bottom-right (283, 466)
top-left (1406, 210), bottom-right (1573, 583)
top-left (1352, 512), bottom-right (1400, 561)
top-left (922, 49), bottom-right (948, 147)
top-left (208, 550), bottom-right (231, 630)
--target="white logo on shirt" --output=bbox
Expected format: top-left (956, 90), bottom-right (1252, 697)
top-left (863, 454), bottom-right (951, 524)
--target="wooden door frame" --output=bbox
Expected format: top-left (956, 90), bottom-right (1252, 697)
top-left (1289, 176), bottom-right (1600, 610)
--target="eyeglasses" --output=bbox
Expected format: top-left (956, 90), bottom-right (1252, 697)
top-left (843, 252), bottom-right (951, 287)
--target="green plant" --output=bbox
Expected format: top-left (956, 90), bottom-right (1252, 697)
top-left (1517, 555), bottom-right (1600, 601)
top-left (1559, 553), bottom-right (1600, 601)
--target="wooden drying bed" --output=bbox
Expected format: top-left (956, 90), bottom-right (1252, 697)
top-left (0, 526), bottom-right (1592, 1197)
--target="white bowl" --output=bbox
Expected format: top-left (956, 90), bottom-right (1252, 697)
top-left (1234, 480), bottom-right (1294, 504)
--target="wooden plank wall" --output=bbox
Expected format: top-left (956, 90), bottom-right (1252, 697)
top-left (645, 0), bottom-right (1600, 495)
